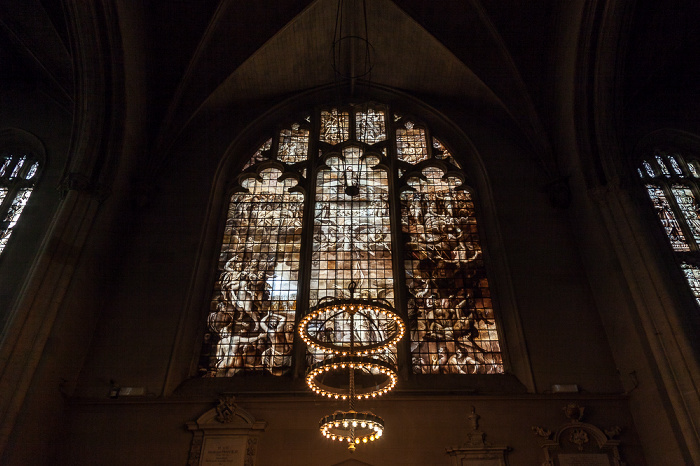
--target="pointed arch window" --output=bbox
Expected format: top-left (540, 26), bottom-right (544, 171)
top-left (638, 151), bottom-right (700, 306)
top-left (200, 103), bottom-right (504, 377)
top-left (0, 153), bottom-right (40, 255)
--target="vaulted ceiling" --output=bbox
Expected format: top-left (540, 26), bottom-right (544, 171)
top-left (1, 0), bottom-right (698, 186)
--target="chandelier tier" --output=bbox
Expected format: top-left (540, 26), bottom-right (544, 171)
top-left (299, 297), bottom-right (405, 356)
top-left (320, 410), bottom-right (384, 447)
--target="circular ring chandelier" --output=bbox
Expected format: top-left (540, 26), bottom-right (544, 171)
top-left (306, 355), bottom-right (398, 399)
top-left (298, 297), bottom-right (406, 356)
top-left (320, 410), bottom-right (384, 450)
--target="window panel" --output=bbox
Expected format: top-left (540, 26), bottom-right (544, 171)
top-left (681, 263), bottom-right (700, 306)
top-left (646, 184), bottom-right (689, 251)
top-left (670, 184), bottom-right (700, 244)
top-left (0, 188), bottom-right (33, 253)
top-left (402, 167), bottom-right (503, 374)
top-left (202, 169), bottom-right (303, 376)
top-left (278, 124), bottom-right (309, 163)
top-left (320, 109), bottom-right (349, 145)
top-left (356, 108), bottom-right (386, 144)
top-left (202, 104), bottom-right (504, 379)
top-left (396, 122), bottom-right (428, 164)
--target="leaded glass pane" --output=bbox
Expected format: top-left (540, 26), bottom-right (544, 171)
top-left (203, 169), bottom-right (303, 376)
top-left (671, 184), bottom-right (700, 244)
top-left (0, 188), bottom-right (32, 253)
top-left (25, 161), bottom-right (38, 180)
top-left (277, 124), bottom-right (309, 163)
top-left (689, 161), bottom-right (700, 178)
top-left (655, 155), bottom-right (670, 176)
top-left (309, 147), bottom-right (395, 366)
top-left (9, 156), bottom-right (25, 179)
top-left (646, 184), bottom-right (689, 251)
top-left (396, 124), bottom-right (428, 164)
top-left (402, 168), bottom-right (503, 374)
top-left (643, 160), bottom-right (655, 178)
top-left (433, 138), bottom-right (462, 169)
top-left (681, 263), bottom-right (700, 306)
top-left (0, 156), bottom-right (11, 177)
top-left (242, 139), bottom-right (272, 170)
top-left (637, 168), bottom-right (644, 178)
top-left (310, 147), bottom-right (393, 306)
top-left (320, 109), bottom-right (349, 145)
top-left (356, 108), bottom-right (386, 144)
top-left (0, 188), bottom-right (7, 206)
top-left (669, 155), bottom-right (683, 176)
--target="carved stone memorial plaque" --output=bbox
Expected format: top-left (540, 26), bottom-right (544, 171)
top-left (200, 436), bottom-right (247, 466)
top-left (187, 396), bottom-right (266, 466)
top-left (558, 453), bottom-right (612, 466)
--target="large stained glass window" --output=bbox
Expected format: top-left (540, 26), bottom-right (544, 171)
top-left (0, 153), bottom-right (40, 254)
top-left (638, 151), bottom-right (700, 306)
top-left (201, 104), bottom-right (504, 377)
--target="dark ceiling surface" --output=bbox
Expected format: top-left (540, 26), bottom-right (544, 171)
top-left (0, 0), bottom-right (697, 169)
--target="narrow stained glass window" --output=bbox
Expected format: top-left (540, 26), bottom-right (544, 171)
top-left (402, 168), bottom-right (502, 374)
top-left (646, 184), bottom-right (689, 251)
top-left (0, 188), bottom-right (32, 253)
top-left (310, 148), bottom-right (393, 306)
top-left (669, 155), bottom-right (683, 176)
top-left (656, 154), bottom-right (670, 176)
top-left (643, 160), bottom-right (655, 177)
top-left (203, 169), bottom-right (303, 376)
top-left (0, 154), bottom-right (40, 255)
top-left (670, 184), bottom-right (700, 244)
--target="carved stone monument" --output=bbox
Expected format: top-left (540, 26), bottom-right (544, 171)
top-left (532, 403), bottom-right (625, 466)
top-left (187, 395), bottom-right (266, 466)
top-left (445, 406), bottom-right (511, 465)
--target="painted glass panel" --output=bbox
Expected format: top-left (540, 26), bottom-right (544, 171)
top-left (203, 168), bottom-right (303, 376)
top-left (242, 139), bottom-right (272, 170)
top-left (310, 147), bottom-right (393, 305)
top-left (356, 108), bottom-right (386, 144)
top-left (433, 138), bottom-right (462, 169)
top-left (689, 161), bottom-right (700, 178)
top-left (671, 184), bottom-right (700, 244)
top-left (668, 155), bottom-right (683, 176)
top-left (25, 161), bottom-right (38, 180)
top-left (396, 123), bottom-right (428, 164)
top-left (0, 156), bottom-right (12, 177)
top-left (320, 109), bottom-right (349, 145)
top-left (277, 124), bottom-right (309, 164)
top-left (309, 147), bottom-right (395, 365)
top-left (681, 263), bottom-right (700, 306)
top-left (655, 154), bottom-right (670, 176)
top-left (646, 184), bottom-right (689, 251)
top-left (0, 188), bottom-right (32, 253)
top-left (402, 168), bottom-right (503, 374)
top-left (643, 160), bottom-right (655, 178)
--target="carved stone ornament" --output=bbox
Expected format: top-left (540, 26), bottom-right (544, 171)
top-left (186, 394), bottom-right (266, 466)
top-left (532, 404), bottom-right (625, 466)
top-left (446, 406), bottom-right (511, 466)
top-left (215, 395), bottom-right (238, 423)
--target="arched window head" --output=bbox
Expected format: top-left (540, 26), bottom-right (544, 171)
top-left (200, 103), bottom-right (504, 377)
top-left (0, 153), bottom-right (41, 254)
top-left (638, 150), bottom-right (700, 305)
